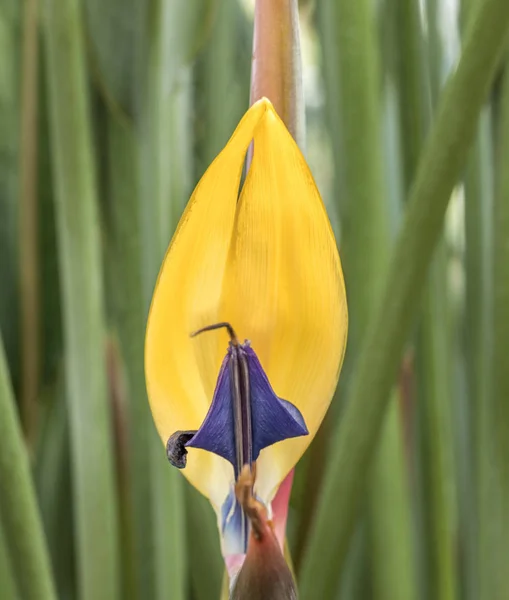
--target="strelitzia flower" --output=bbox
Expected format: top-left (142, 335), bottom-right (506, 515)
top-left (145, 97), bottom-right (347, 585)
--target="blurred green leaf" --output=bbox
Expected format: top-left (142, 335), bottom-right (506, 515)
top-left (34, 383), bottom-right (75, 600)
top-left (42, 0), bottom-right (121, 596)
top-left (186, 486), bottom-right (223, 600)
top-left (194, 0), bottom-right (251, 173)
top-left (106, 104), bottom-right (148, 600)
top-left (38, 55), bottom-right (62, 388)
top-left (83, 0), bottom-right (217, 120)
top-left (464, 109), bottom-right (494, 600)
top-left (300, 1), bottom-right (509, 597)
top-left (394, 1), bottom-right (457, 597)
top-left (120, 1), bottom-right (197, 597)
top-left (0, 0), bottom-right (21, 393)
top-left (317, 1), bottom-right (415, 598)
top-left (318, 0), bottom-right (390, 348)
top-left (0, 335), bottom-right (56, 600)
top-left (461, 5), bottom-right (495, 600)
top-left (83, 0), bottom-right (145, 117)
top-left (369, 398), bottom-right (416, 600)
top-left (418, 250), bottom-right (457, 600)
top-left (0, 514), bottom-right (19, 600)
top-left (491, 54), bottom-right (509, 600)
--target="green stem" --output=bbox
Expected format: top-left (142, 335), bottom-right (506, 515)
top-left (19, 0), bottom-right (40, 447)
top-left (459, 2), bottom-right (494, 599)
top-left (0, 337), bottom-right (56, 600)
top-left (34, 381), bottom-right (75, 598)
top-left (491, 55), bottom-right (509, 600)
top-left (395, 1), bottom-right (457, 597)
top-left (418, 249), bottom-right (457, 600)
top-left (186, 486), bottom-right (223, 600)
top-left (369, 396), bottom-right (415, 600)
top-left (107, 105), bottom-right (149, 600)
top-left (299, 2), bottom-right (509, 597)
top-left (326, 0), bottom-right (390, 343)
top-left (460, 3), bottom-right (495, 599)
top-left (463, 110), bottom-right (493, 600)
top-left (42, 0), bottom-right (121, 596)
top-left (317, 0), bottom-right (415, 598)
top-left (0, 0), bottom-right (22, 396)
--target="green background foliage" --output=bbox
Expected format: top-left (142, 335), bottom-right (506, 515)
top-left (1, 0), bottom-right (509, 598)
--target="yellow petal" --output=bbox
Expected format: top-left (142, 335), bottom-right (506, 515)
top-left (145, 100), bottom-right (269, 506)
top-left (145, 98), bottom-right (348, 507)
top-left (219, 106), bottom-right (347, 501)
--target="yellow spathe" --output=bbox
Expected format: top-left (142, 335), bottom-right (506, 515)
top-left (145, 98), bottom-right (347, 509)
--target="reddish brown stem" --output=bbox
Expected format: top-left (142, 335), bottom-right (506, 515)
top-left (250, 0), bottom-right (304, 148)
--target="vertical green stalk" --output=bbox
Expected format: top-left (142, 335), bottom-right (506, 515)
top-left (19, 0), bottom-right (40, 446)
top-left (463, 111), bottom-right (492, 600)
top-left (369, 396), bottom-right (415, 600)
top-left (325, 0), bottom-right (389, 345)
top-left (34, 383), bottom-right (75, 599)
top-left (491, 56), bottom-right (509, 600)
top-left (0, 336), bottom-right (56, 600)
top-left (461, 2), bottom-right (494, 598)
top-left (0, 0), bottom-right (21, 392)
top-left (134, 2), bottom-right (194, 598)
top-left (335, 526), bottom-right (370, 600)
top-left (107, 114), bottom-right (144, 600)
top-left (418, 251), bottom-right (457, 600)
top-left (300, 2), bottom-right (509, 596)
top-left (395, 1), bottom-right (457, 598)
top-left (186, 486), bottom-right (223, 600)
top-left (468, 118), bottom-right (496, 600)
top-left (42, 0), bottom-right (120, 597)
top-left (317, 0), bottom-right (415, 598)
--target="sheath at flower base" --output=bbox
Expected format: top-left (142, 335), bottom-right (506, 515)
top-left (144, 98), bottom-right (348, 574)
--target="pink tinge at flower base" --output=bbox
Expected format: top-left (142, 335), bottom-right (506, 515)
top-left (225, 469), bottom-right (294, 581)
top-left (144, 98), bottom-right (348, 579)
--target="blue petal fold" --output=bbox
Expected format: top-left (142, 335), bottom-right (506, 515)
top-left (185, 343), bottom-right (308, 475)
top-left (186, 357), bottom-right (236, 465)
top-left (243, 346), bottom-right (308, 458)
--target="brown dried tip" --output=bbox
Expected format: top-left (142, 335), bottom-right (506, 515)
top-left (231, 466), bottom-right (297, 600)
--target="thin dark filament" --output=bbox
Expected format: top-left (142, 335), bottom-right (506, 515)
top-left (230, 350), bottom-right (244, 479)
top-left (191, 322), bottom-right (238, 345)
top-left (239, 351), bottom-right (253, 469)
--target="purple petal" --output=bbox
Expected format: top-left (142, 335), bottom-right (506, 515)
top-left (185, 355), bottom-right (237, 466)
top-left (243, 346), bottom-right (308, 460)
top-left (185, 343), bottom-right (308, 475)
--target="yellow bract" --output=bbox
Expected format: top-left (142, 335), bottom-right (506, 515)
top-left (145, 98), bottom-right (347, 508)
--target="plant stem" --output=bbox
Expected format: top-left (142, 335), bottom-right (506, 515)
top-left (250, 0), bottom-right (304, 148)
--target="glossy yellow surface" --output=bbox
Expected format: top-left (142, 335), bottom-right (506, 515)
top-left (145, 98), bottom-right (347, 507)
